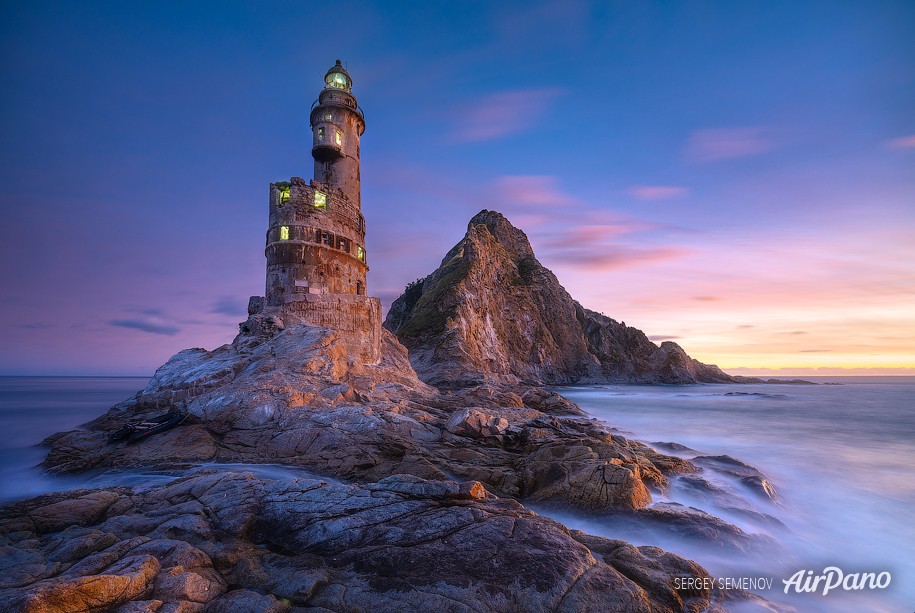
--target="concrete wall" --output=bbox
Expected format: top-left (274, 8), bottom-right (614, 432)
top-left (279, 294), bottom-right (382, 364)
top-left (265, 178), bottom-right (368, 306)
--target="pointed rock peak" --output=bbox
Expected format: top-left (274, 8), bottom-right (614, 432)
top-left (467, 210), bottom-right (535, 259)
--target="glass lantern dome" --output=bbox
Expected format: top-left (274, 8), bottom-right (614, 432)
top-left (324, 60), bottom-right (352, 91)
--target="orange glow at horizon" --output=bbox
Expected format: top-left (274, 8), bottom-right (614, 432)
top-left (530, 204), bottom-right (915, 377)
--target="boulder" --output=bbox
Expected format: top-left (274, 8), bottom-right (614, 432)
top-left (445, 407), bottom-right (510, 438)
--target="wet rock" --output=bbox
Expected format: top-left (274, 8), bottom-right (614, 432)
top-left (29, 491), bottom-right (121, 533)
top-left (113, 601), bottom-right (164, 613)
top-left (693, 455), bottom-right (764, 478)
top-left (740, 475), bottom-right (780, 501)
top-left (622, 503), bottom-right (780, 554)
top-left (651, 441), bottom-right (698, 453)
top-left (6, 553), bottom-right (160, 613)
top-left (206, 590), bottom-right (289, 613)
top-left (692, 456), bottom-right (780, 501)
top-left (571, 531), bottom-right (715, 613)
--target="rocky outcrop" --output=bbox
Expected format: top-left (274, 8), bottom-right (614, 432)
top-left (1, 471), bottom-right (731, 613)
top-left (384, 210), bottom-right (738, 387)
top-left (41, 318), bottom-right (701, 514)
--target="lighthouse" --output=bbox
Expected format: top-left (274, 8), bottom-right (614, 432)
top-left (253, 60), bottom-right (381, 363)
top-left (311, 60), bottom-right (365, 210)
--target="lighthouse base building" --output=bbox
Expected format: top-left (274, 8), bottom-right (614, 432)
top-left (247, 61), bottom-right (382, 364)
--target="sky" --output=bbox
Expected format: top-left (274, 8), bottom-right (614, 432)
top-left (1, 0), bottom-right (913, 376)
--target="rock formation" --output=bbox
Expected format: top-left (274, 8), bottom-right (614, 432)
top-left (22, 311), bottom-right (783, 611)
top-left (384, 210), bottom-right (740, 387)
top-left (40, 317), bottom-right (699, 515)
top-left (0, 471), bottom-right (724, 613)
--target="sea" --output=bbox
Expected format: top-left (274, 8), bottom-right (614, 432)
top-left (1, 376), bottom-right (913, 612)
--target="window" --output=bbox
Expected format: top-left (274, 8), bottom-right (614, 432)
top-left (320, 232), bottom-right (333, 246)
top-left (357, 246), bottom-right (365, 261)
top-left (314, 191), bottom-right (327, 209)
top-left (335, 130), bottom-right (342, 146)
top-left (280, 226), bottom-right (289, 240)
top-left (324, 113), bottom-right (332, 121)
top-left (338, 238), bottom-right (349, 253)
top-left (279, 186), bottom-right (290, 204)
top-left (317, 127), bottom-right (325, 141)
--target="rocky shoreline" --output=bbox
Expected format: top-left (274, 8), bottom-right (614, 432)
top-left (1, 315), bottom-right (785, 612)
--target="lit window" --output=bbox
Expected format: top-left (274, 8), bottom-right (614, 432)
top-left (357, 246), bottom-right (365, 261)
top-left (280, 226), bottom-right (289, 240)
top-left (314, 191), bottom-right (327, 209)
top-left (317, 127), bottom-right (324, 141)
top-left (279, 186), bottom-right (290, 204)
top-left (335, 131), bottom-right (342, 146)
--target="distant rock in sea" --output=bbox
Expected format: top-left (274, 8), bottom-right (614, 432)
top-left (384, 210), bottom-right (740, 387)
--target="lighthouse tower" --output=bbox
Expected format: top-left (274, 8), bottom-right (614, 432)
top-left (253, 60), bottom-right (381, 363)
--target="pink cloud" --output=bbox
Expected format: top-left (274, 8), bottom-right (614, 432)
top-left (886, 135), bottom-right (915, 149)
top-left (541, 224), bottom-right (634, 249)
top-left (550, 246), bottom-right (688, 272)
top-left (685, 127), bottom-right (773, 162)
top-left (453, 88), bottom-right (564, 141)
top-left (628, 185), bottom-right (689, 200)
top-left (494, 175), bottom-right (576, 207)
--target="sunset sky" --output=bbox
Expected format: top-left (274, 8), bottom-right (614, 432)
top-left (2, 1), bottom-right (913, 376)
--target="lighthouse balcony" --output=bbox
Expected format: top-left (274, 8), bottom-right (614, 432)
top-left (312, 143), bottom-right (344, 162)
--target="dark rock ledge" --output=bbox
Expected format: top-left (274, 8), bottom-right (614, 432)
top-left (1, 470), bottom-right (726, 613)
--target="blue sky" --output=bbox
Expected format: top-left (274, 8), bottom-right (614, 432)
top-left (2, 1), bottom-right (913, 375)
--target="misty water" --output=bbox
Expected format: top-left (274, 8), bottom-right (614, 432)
top-left (552, 378), bottom-right (915, 612)
top-left (1, 376), bottom-right (913, 612)
top-left (0, 377), bottom-right (334, 503)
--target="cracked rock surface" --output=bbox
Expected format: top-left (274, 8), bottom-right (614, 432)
top-left (1, 471), bottom-right (725, 613)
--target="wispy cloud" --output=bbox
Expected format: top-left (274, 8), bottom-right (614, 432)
top-left (453, 88), bottom-right (564, 142)
top-left (649, 335), bottom-right (680, 342)
top-left (488, 174), bottom-right (688, 272)
top-left (685, 127), bottom-right (773, 162)
top-left (494, 175), bottom-right (575, 207)
top-left (110, 318), bottom-right (179, 336)
top-left (210, 296), bottom-right (245, 317)
top-left (628, 185), bottom-right (689, 200)
top-left (886, 135), bottom-right (915, 149)
top-left (550, 245), bottom-right (687, 272)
